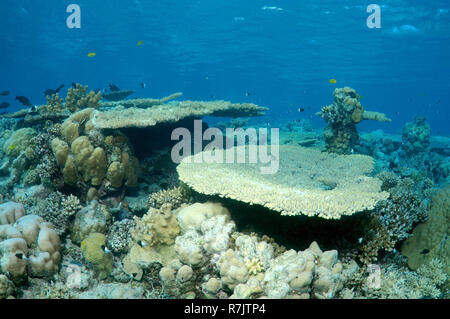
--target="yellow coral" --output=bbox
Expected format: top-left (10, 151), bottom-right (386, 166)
top-left (80, 232), bottom-right (112, 279)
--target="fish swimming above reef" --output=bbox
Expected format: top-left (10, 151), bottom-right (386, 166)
top-left (0, 90), bottom-right (10, 96)
top-left (15, 96), bottom-right (32, 107)
top-left (0, 102), bottom-right (10, 109)
top-left (109, 84), bottom-right (121, 92)
top-left (43, 84), bottom-right (64, 96)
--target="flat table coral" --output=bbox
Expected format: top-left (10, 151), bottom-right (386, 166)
top-left (92, 100), bottom-right (268, 129)
top-left (177, 145), bottom-right (389, 219)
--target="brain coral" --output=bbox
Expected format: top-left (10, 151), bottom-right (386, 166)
top-left (177, 145), bottom-right (388, 219)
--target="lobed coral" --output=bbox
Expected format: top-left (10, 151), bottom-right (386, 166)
top-left (0, 203), bottom-right (61, 280)
top-left (51, 108), bottom-right (139, 190)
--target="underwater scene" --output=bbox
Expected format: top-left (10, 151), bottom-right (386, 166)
top-left (0, 0), bottom-right (449, 301)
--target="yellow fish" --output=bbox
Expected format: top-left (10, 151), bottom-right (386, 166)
top-left (87, 52), bottom-right (96, 58)
top-left (137, 40), bottom-right (143, 46)
top-left (329, 78), bottom-right (337, 84)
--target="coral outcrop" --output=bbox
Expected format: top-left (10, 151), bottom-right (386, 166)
top-left (177, 145), bottom-right (388, 219)
top-left (317, 87), bottom-right (391, 154)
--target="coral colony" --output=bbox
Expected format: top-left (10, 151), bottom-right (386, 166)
top-left (0, 86), bottom-right (448, 299)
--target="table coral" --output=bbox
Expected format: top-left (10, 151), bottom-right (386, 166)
top-left (92, 99), bottom-right (268, 129)
top-left (177, 145), bottom-right (389, 219)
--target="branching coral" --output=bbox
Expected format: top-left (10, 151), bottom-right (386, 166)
top-left (65, 83), bottom-right (102, 112)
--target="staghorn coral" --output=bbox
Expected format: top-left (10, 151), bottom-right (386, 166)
top-left (317, 87), bottom-right (391, 154)
top-left (91, 99), bottom-right (268, 129)
top-left (177, 145), bottom-right (389, 219)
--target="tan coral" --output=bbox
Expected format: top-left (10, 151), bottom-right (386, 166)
top-left (177, 145), bottom-right (389, 219)
top-left (131, 203), bottom-right (180, 247)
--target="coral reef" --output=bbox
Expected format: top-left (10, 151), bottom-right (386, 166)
top-left (177, 145), bottom-right (388, 219)
top-left (317, 87), bottom-right (391, 154)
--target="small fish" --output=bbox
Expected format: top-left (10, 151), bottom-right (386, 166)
top-left (87, 52), bottom-right (96, 58)
top-left (72, 82), bottom-right (77, 88)
top-left (141, 82), bottom-right (146, 89)
top-left (298, 107), bottom-right (305, 113)
top-left (420, 249), bottom-right (430, 254)
top-left (109, 84), bottom-right (120, 92)
top-left (395, 111), bottom-right (400, 116)
top-left (245, 92), bottom-right (251, 97)
top-left (0, 102), bottom-right (10, 109)
top-left (0, 90), bottom-right (9, 96)
top-left (137, 40), bottom-right (143, 46)
top-left (329, 78), bottom-right (337, 84)
top-left (43, 84), bottom-right (64, 96)
top-left (15, 96), bottom-right (32, 107)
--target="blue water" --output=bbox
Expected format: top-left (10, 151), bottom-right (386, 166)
top-left (1, 0), bottom-right (449, 134)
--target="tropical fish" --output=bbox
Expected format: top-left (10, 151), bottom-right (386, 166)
top-left (329, 78), bottom-right (337, 84)
top-left (298, 107), bottom-right (305, 112)
top-left (15, 96), bottom-right (32, 107)
top-left (420, 249), bottom-right (430, 254)
top-left (43, 84), bottom-right (64, 96)
top-left (141, 82), bottom-right (146, 89)
top-left (0, 91), bottom-right (9, 96)
top-left (109, 84), bottom-right (120, 92)
top-left (137, 40), bottom-right (143, 46)
top-left (0, 102), bottom-right (10, 109)
top-left (87, 52), bottom-right (96, 58)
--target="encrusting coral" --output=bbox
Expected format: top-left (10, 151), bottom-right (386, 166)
top-left (317, 87), bottom-right (391, 154)
top-left (177, 145), bottom-right (389, 219)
